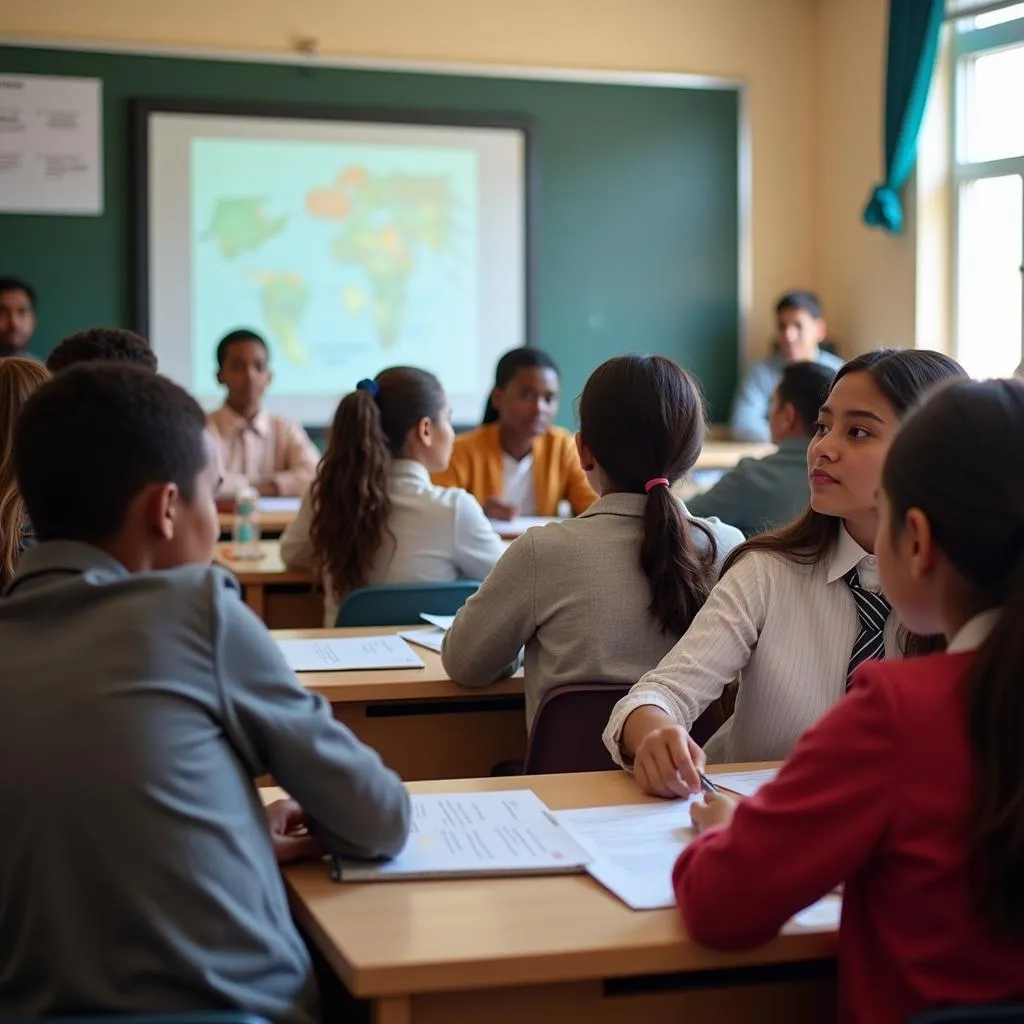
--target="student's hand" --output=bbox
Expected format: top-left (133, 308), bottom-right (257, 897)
top-left (483, 498), bottom-right (519, 521)
top-left (265, 799), bottom-right (323, 864)
top-left (691, 792), bottom-right (738, 834)
top-left (256, 480), bottom-right (281, 497)
top-left (633, 726), bottom-right (705, 799)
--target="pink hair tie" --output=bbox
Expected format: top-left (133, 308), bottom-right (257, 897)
top-left (643, 477), bottom-right (670, 493)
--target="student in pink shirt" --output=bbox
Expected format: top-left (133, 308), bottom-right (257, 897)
top-left (206, 329), bottom-right (320, 498)
top-left (674, 377), bottom-right (1024, 1024)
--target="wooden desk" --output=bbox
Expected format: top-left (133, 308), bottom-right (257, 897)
top-left (214, 542), bottom-right (321, 629)
top-left (275, 626), bottom-right (526, 781)
top-left (694, 440), bottom-right (776, 471)
top-left (282, 770), bottom-right (838, 1024)
top-left (217, 508), bottom-right (297, 538)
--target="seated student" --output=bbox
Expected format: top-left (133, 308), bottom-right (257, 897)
top-left (688, 361), bottom-right (836, 536)
top-left (0, 276), bottom-right (38, 360)
top-left (0, 364), bottom-right (409, 1023)
top-left (432, 347), bottom-right (597, 519)
top-left (441, 355), bottom-right (744, 728)
top-left (0, 357), bottom-right (51, 587)
top-left (281, 367), bottom-right (505, 627)
top-left (46, 326), bottom-right (158, 372)
top-left (604, 349), bottom-right (966, 788)
top-left (730, 291), bottom-right (844, 442)
top-left (206, 328), bottom-right (320, 498)
top-left (675, 378), bottom-right (1024, 1024)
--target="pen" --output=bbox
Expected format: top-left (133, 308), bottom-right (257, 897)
top-left (698, 772), bottom-right (721, 795)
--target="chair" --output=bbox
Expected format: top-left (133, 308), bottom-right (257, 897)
top-left (9, 1015), bottom-right (271, 1024)
top-left (907, 1007), bottom-right (1024, 1024)
top-left (521, 683), bottom-right (729, 775)
top-left (335, 580), bottom-right (481, 627)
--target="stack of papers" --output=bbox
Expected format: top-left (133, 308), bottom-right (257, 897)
top-left (399, 613), bottom-right (457, 653)
top-left (256, 496), bottom-right (302, 514)
top-left (333, 790), bottom-right (592, 881)
top-left (277, 635), bottom-right (424, 672)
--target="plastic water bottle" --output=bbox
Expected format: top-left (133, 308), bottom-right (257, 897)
top-left (232, 486), bottom-right (262, 560)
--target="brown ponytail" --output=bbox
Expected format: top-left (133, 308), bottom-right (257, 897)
top-left (579, 354), bottom-right (717, 635)
top-left (310, 367), bottom-right (445, 599)
top-left (882, 377), bottom-right (1024, 940)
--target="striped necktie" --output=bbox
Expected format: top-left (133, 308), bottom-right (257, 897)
top-left (843, 568), bottom-right (891, 689)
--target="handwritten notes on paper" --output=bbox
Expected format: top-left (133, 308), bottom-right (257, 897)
top-left (276, 635), bottom-right (424, 672)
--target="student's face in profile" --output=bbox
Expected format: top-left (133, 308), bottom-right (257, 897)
top-left (424, 403), bottom-right (456, 473)
top-left (0, 288), bottom-right (37, 352)
top-left (767, 389), bottom-right (800, 444)
top-left (218, 340), bottom-right (271, 414)
top-left (776, 308), bottom-right (825, 363)
top-left (153, 434), bottom-right (221, 570)
top-left (875, 490), bottom-right (943, 637)
top-left (492, 367), bottom-right (559, 440)
top-left (807, 371), bottom-right (898, 527)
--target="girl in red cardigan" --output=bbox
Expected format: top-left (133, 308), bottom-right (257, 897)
top-left (674, 377), bottom-right (1024, 1024)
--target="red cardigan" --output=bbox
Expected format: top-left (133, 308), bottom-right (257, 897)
top-left (674, 652), bottom-right (1024, 1024)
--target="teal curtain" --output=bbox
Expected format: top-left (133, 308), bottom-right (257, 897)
top-left (863, 0), bottom-right (945, 234)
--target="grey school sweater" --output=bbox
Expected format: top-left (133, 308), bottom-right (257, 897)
top-left (0, 542), bottom-right (410, 1024)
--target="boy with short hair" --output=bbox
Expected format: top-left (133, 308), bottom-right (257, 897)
top-left (1, 364), bottom-right (410, 1022)
top-left (46, 326), bottom-right (158, 373)
top-left (0, 276), bottom-right (39, 359)
top-left (206, 328), bottom-right (320, 498)
top-left (689, 360), bottom-right (836, 537)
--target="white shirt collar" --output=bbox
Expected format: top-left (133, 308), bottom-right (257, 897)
top-left (217, 404), bottom-right (270, 439)
top-left (947, 609), bottom-right (1003, 654)
top-left (826, 524), bottom-right (877, 585)
top-left (389, 459), bottom-right (432, 485)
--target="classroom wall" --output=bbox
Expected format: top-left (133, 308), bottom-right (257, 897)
top-left (2, 0), bottom-right (819, 360)
top-left (815, 0), bottom-right (920, 355)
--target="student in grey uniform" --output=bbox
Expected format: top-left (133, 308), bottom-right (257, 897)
top-left (0, 364), bottom-right (410, 1024)
top-left (441, 354), bottom-right (744, 730)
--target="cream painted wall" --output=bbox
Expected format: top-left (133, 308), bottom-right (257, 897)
top-left (815, 0), bottom-right (919, 356)
top-left (2, 0), bottom-right (820, 359)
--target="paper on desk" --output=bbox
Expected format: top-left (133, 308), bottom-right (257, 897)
top-left (555, 800), bottom-right (698, 910)
top-left (256, 496), bottom-right (302, 514)
top-left (420, 613), bottom-right (456, 631)
top-left (712, 767), bottom-right (779, 797)
top-left (334, 790), bottom-right (592, 881)
top-left (276, 635), bottom-right (424, 672)
top-left (399, 628), bottom-right (445, 653)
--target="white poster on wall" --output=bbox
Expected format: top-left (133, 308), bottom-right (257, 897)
top-left (0, 72), bottom-right (103, 214)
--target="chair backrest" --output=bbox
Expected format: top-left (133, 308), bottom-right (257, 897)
top-left (21, 1015), bottom-right (271, 1024)
top-left (522, 682), bottom-right (727, 776)
top-left (907, 1006), bottom-right (1024, 1024)
top-left (523, 683), bottom-right (632, 775)
top-left (335, 580), bottom-right (481, 627)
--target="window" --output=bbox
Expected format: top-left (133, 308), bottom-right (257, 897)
top-left (950, 0), bottom-right (1024, 377)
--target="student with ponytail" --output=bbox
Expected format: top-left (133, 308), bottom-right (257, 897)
top-left (605, 348), bottom-right (966, 790)
top-left (280, 368), bottom-right (505, 626)
top-left (441, 354), bottom-right (743, 729)
top-left (674, 377), bottom-right (1024, 1024)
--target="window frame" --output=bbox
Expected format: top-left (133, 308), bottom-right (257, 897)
top-left (950, 10), bottom-right (1024, 374)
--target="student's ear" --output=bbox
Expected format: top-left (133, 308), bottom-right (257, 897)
top-left (489, 386), bottom-right (504, 416)
top-left (778, 401), bottom-right (800, 436)
top-left (216, 367), bottom-right (226, 387)
top-left (415, 415), bottom-right (433, 448)
top-left (575, 432), bottom-right (596, 473)
top-left (137, 481), bottom-right (180, 542)
top-left (904, 507), bottom-right (938, 580)
top-left (815, 317), bottom-right (828, 343)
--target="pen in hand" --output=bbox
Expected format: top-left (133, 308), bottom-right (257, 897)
top-left (698, 772), bottom-right (720, 795)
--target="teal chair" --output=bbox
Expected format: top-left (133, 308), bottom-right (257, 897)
top-left (335, 580), bottom-right (481, 627)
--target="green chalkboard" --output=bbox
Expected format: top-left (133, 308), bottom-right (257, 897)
top-left (0, 45), bottom-right (739, 421)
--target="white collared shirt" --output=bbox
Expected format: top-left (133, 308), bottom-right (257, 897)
top-left (946, 609), bottom-right (1002, 653)
top-left (604, 526), bottom-right (902, 765)
top-left (501, 452), bottom-right (537, 515)
top-left (280, 459), bottom-right (506, 627)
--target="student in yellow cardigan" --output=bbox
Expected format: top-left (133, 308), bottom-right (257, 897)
top-left (433, 348), bottom-right (597, 519)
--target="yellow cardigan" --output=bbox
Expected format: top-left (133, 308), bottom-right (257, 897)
top-left (432, 423), bottom-right (597, 517)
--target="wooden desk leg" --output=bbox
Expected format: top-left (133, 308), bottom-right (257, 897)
top-left (244, 584), bottom-right (266, 621)
top-left (373, 997), bottom-right (412, 1024)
